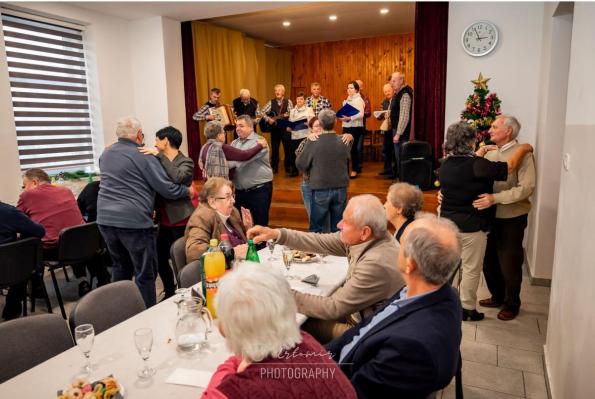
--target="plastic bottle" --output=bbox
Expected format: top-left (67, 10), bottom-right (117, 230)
top-left (245, 239), bottom-right (260, 263)
top-left (203, 239), bottom-right (226, 318)
top-left (219, 234), bottom-right (235, 271)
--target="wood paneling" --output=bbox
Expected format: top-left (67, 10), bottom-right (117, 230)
top-left (284, 33), bottom-right (414, 133)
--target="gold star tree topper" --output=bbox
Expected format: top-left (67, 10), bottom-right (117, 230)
top-left (471, 72), bottom-right (491, 90)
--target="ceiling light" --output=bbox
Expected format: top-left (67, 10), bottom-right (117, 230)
top-left (380, 8), bottom-right (389, 15)
top-left (329, 15), bottom-right (337, 21)
top-left (282, 21), bottom-right (291, 27)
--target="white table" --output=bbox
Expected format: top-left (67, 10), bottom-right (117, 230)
top-left (0, 248), bottom-right (348, 397)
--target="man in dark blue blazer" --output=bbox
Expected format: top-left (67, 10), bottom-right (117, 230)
top-left (327, 214), bottom-right (463, 399)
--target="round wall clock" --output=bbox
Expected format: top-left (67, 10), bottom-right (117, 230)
top-left (461, 20), bottom-right (499, 57)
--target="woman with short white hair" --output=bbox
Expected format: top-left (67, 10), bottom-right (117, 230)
top-left (200, 264), bottom-right (356, 399)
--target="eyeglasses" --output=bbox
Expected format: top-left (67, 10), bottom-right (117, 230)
top-left (214, 194), bottom-right (235, 202)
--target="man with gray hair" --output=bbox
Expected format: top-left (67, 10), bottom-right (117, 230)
top-left (248, 194), bottom-right (404, 343)
top-left (389, 72), bottom-right (413, 179)
top-left (296, 108), bottom-right (350, 233)
top-left (232, 88), bottom-right (259, 123)
top-left (474, 115), bottom-right (536, 320)
top-left (261, 83), bottom-right (293, 174)
top-left (327, 213), bottom-right (463, 398)
top-left (97, 116), bottom-right (192, 307)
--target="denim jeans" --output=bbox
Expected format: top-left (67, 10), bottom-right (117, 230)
top-left (301, 180), bottom-right (313, 219)
top-left (309, 188), bottom-right (347, 233)
top-left (98, 225), bottom-right (158, 307)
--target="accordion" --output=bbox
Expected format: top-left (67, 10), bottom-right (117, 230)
top-left (209, 105), bottom-right (236, 127)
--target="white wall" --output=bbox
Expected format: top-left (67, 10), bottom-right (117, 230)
top-left (545, 3), bottom-right (595, 397)
top-left (162, 17), bottom-right (188, 156)
top-left (446, 2), bottom-right (544, 146)
top-left (0, 3), bottom-right (189, 203)
top-left (0, 25), bottom-right (22, 204)
top-left (129, 17), bottom-right (169, 149)
top-left (525, 4), bottom-right (572, 281)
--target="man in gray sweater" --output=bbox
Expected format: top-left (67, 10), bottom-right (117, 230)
top-left (296, 109), bottom-right (350, 232)
top-left (97, 117), bottom-right (192, 307)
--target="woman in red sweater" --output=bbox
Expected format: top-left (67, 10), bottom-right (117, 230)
top-left (201, 264), bottom-right (356, 399)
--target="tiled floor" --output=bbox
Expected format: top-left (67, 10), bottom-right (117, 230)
top-left (441, 271), bottom-right (550, 399)
top-left (1, 268), bottom-right (551, 398)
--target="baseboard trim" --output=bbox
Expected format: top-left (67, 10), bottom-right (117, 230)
top-left (524, 254), bottom-right (552, 287)
top-left (543, 345), bottom-right (554, 399)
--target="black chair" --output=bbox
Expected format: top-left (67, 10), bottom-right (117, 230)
top-left (0, 237), bottom-right (51, 317)
top-left (42, 222), bottom-right (103, 319)
top-left (178, 260), bottom-right (201, 289)
top-left (170, 236), bottom-right (187, 279)
top-left (399, 140), bottom-right (434, 190)
top-left (69, 281), bottom-right (146, 335)
top-left (0, 314), bottom-right (74, 383)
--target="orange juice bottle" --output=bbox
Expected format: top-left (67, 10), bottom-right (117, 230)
top-left (203, 239), bottom-right (226, 318)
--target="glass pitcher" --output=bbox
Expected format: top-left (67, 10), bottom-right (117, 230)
top-left (175, 298), bottom-right (213, 353)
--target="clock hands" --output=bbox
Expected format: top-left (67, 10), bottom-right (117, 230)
top-left (474, 28), bottom-right (480, 40)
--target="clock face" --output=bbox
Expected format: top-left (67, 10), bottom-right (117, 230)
top-left (462, 21), bottom-right (498, 57)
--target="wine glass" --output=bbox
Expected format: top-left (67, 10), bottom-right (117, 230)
top-left (282, 249), bottom-right (296, 279)
top-left (134, 328), bottom-right (156, 379)
top-left (74, 324), bottom-right (95, 375)
top-left (266, 239), bottom-right (277, 263)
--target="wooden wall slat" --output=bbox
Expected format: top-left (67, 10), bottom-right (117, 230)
top-left (283, 33), bottom-right (414, 133)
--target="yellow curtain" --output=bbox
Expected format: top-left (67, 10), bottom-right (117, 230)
top-left (191, 21), bottom-right (292, 112)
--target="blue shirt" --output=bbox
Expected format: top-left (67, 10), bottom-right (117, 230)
top-left (339, 286), bottom-right (437, 363)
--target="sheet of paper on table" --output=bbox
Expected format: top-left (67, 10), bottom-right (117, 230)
top-left (166, 368), bottom-right (214, 388)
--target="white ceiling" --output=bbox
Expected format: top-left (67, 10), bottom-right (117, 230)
top-left (70, 1), bottom-right (415, 46)
top-left (70, 1), bottom-right (305, 22)
top-left (203, 2), bottom-right (415, 46)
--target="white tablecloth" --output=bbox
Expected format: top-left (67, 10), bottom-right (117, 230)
top-left (0, 247), bottom-right (348, 397)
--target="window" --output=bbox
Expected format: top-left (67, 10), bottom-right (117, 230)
top-left (1, 11), bottom-right (95, 171)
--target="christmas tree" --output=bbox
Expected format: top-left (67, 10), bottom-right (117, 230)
top-left (461, 72), bottom-right (502, 146)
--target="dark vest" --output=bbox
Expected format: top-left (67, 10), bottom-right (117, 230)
top-left (269, 98), bottom-right (289, 116)
top-left (390, 85), bottom-right (413, 141)
top-left (217, 332), bottom-right (356, 399)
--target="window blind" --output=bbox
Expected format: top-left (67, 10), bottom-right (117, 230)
top-left (1, 12), bottom-right (95, 170)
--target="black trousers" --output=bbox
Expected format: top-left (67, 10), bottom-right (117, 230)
top-left (234, 181), bottom-right (273, 227)
top-left (381, 130), bottom-right (395, 173)
top-left (270, 127), bottom-right (291, 173)
top-left (344, 126), bottom-right (364, 173)
top-left (156, 225), bottom-right (186, 296)
top-left (483, 214), bottom-right (528, 311)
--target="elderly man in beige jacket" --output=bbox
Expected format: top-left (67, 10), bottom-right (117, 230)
top-left (248, 194), bottom-right (405, 343)
top-left (473, 115), bottom-right (536, 321)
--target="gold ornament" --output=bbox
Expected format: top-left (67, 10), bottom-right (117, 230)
top-left (471, 72), bottom-right (491, 90)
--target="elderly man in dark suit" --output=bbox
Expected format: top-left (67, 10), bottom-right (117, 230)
top-left (326, 213), bottom-right (463, 399)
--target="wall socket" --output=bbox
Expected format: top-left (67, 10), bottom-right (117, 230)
top-left (563, 153), bottom-right (571, 171)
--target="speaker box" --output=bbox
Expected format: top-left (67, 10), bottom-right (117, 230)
top-left (400, 159), bottom-right (433, 191)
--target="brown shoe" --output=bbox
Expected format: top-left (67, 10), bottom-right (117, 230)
top-left (479, 297), bottom-right (503, 308)
top-left (497, 308), bottom-right (519, 321)
top-left (349, 171), bottom-right (358, 179)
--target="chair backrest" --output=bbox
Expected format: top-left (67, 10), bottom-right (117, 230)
top-left (0, 314), bottom-right (74, 383)
top-left (69, 280), bottom-right (146, 335)
top-left (178, 260), bottom-right (201, 289)
top-left (0, 237), bottom-right (42, 286)
top-left (58, 222), bottom-right (101, 264)
top-left (401, 140), bottom-right (432, 160)
top-left (170, 236), bottom-right (187, 277)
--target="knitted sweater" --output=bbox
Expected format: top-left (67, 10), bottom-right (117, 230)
top-left (207, 332), bottom-right (356, 399)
